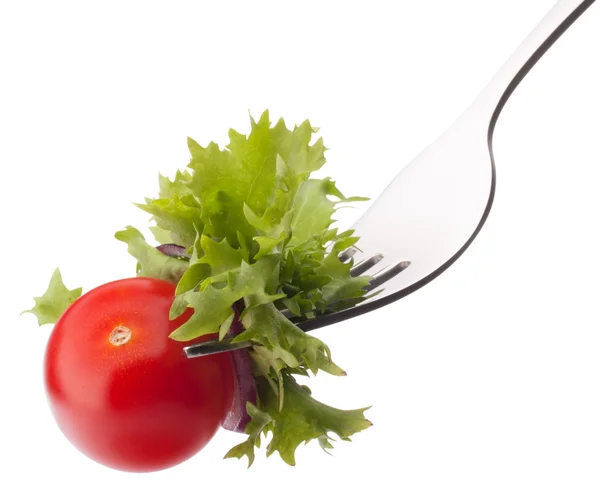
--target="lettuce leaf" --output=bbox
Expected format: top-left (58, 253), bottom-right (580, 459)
top-left (116, 110), bottom-right (373, 465)
top-left (225, 374), bottom-right (372, 467)
top-left (23, 268), bottom-right (82, 326)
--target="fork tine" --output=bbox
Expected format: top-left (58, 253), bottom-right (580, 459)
top-left (338, 247), bottom-right (357, 263)
top-left (184, 340), bottom-right (252, 358)
top-left (365, 261), bottom-right (411, 292)
top-left (279, 308), bottom-right (293, 318)
top-left (350, 253), bottom-right (384, 277)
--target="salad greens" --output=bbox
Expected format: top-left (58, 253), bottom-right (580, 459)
top-left (27, 110), bottom-right (373, 466)
top-left (24, 268), bottom-right (82, 326)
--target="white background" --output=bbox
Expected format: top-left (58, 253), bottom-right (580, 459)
top-left (2, 0), bottom-right (599, 500)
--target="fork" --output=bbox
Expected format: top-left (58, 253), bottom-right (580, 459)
top-left (185, 0), bottom-right (596, 358)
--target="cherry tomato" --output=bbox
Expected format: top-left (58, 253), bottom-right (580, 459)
top-left (44, 277), bottom-right (234, 472)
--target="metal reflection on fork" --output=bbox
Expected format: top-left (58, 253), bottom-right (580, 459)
top-left (185, 0), bottom-right (597, 359)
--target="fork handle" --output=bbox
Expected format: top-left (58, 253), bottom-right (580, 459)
top-left (468, 0), bottom-right (595, 130)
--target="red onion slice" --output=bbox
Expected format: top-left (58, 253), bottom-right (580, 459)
top-left (222, 312), bottom-right (257, 433)
top-left (223, 348), bottom-right (257, 432)
top-left (156, 243), bottom-right (190, 259)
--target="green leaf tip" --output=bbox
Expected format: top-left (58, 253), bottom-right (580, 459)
top-left (23, 268), bottom-right (82, 326)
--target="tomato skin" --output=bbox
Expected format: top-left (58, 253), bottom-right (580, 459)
top-left (44, 277), bottom-right (234, 473)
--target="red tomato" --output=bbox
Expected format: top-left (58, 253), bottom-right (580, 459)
top-left (44, 277), bottom-right (234, 472)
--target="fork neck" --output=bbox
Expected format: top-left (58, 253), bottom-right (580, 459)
top-left (465, 0), bottom-right (595, 137)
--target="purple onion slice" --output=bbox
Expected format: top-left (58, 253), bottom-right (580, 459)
top-left (223, 348), bottom-right (258, 433)
top-left (222, 310), bottom-right (257, 432)
top-left (156, 243), bottom-right (190, 259)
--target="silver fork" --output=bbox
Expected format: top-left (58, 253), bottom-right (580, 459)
top-left (185, 0), bottom-right (596, 359)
